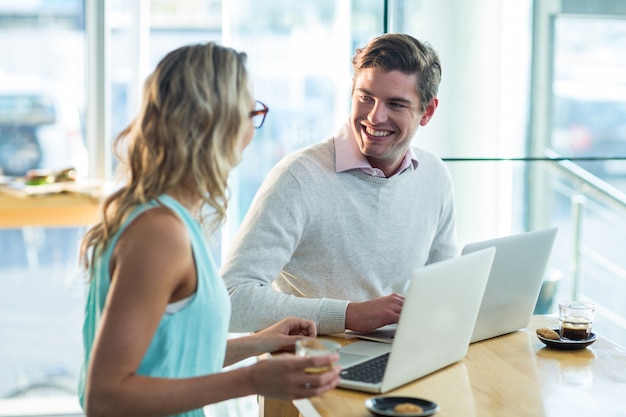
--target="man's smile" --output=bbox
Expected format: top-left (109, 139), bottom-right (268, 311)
top-left (363, 125), bottom-right (393, 138)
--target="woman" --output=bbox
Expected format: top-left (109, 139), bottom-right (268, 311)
top-left (78, 42), bottom-right (340, 417)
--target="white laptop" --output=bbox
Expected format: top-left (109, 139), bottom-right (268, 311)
top-left (462, 227), bottom-right (558, 343)
top-left (347, 227), bottom-right (559, 347)
top-left (337, 247), bottom-right (495, 393)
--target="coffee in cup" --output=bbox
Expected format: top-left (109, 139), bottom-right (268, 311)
top-left (558, 301), bottom-right (595, 341)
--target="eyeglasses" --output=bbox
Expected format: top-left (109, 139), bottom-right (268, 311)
top-left (250, 100), bottom-right (269, 129)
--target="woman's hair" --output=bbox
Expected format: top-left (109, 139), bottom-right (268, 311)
top-left (80, 42), bottom-right (250, 271)
top-left (352, 33), bottom-right (441, 113)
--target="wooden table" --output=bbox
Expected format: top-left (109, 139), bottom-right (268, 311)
top-left (0, 192), bottom-right (101, 227)
top-left (262, 315), bottom-right (626, 417)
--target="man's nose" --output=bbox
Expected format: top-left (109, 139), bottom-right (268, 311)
top-left (367, 101), bottom-right (388, 124)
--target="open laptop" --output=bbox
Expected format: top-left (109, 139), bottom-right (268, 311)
top-left (346, 227), bottom-right (559, 345)
top-left (462, 227), bottom-right (558, 343)
top-left (337, 247), bottom-right (495, 393)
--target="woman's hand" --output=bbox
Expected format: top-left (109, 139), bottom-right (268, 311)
top-left (247, 353), bottom-right (341, 400)
top-left (225, 317), bottom-right (319, 365)
top-left (253, 316), bottom-right (317, 354)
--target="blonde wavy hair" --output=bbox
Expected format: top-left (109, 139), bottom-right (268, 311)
top-left (80, 42), bottom-right (250, 271)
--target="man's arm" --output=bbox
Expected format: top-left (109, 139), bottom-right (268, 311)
top-left (221, 167), bottom-right (349, 334)
top-left (426, 159), bottom-right (459, 263)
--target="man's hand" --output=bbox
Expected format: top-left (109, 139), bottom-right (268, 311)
top-left (345, 293), bottom-right (405, 332)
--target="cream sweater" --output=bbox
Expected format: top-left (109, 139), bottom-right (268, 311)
top-left (221, 137), bottom-right (458, 334)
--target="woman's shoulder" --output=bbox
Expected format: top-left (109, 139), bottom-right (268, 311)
top-left (114, 205), bottom-right (190, 265)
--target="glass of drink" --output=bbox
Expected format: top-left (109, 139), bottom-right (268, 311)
top-left (558, 301), bottom-right (595, 340)
top-left (295, 338), bottom-right (341, 373)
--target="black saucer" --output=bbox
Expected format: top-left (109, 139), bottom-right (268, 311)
top-left (364, 396), bottom-right (440, 416)
top-left (537, 328), bottom-right (596, 350)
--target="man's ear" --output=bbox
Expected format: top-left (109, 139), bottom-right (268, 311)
top-left (420, 97), bottom-right (438, 126)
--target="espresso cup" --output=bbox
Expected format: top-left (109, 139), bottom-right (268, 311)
top-left (558, 301), bottom-right (595, 340)
top-left (295, 338), bottom-right (341, 373)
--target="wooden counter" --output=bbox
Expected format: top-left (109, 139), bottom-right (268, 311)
top-left (0, 192), bottom-right (101, 228)
top-left (263, 315), bottom-right (626, 417)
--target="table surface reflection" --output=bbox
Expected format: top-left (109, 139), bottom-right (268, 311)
top-left (281, 315), bottom-right (626, 417)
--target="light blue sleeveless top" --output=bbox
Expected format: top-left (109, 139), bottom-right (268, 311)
top-left (78, 195), bottom-right (230, 417)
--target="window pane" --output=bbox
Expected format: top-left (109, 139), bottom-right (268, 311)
top-left (109, 0), bottom-right (222, 175)
top-left (548, 14), bottom-right (626, 347)
top-left (551, 16), bottom-right (626, 189)
top-left (0, 2), bottom-right (87, 178)
top-left (225, 0), bottom-right (383, 228)
top-left (0, 0), bottom-right (227, 412)
top-left (0, 227), bottom-right (85, 400)
top-left (0, 1), bottom-right (87, 413)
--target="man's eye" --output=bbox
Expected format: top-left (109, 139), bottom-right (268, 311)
top-left (359, 95), bottom-right (373, 102)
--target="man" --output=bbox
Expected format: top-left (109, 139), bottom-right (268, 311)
top-left (221, 33), bottom-right (458, 335)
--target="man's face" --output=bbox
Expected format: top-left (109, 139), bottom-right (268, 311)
top-left (350, 68), bottom-right (437, 177)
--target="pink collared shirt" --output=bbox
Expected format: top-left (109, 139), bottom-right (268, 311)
top-left (334, 122), bottom-right (418, 178)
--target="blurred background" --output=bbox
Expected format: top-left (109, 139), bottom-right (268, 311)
top-left (1, 0), bottom-right (625, 415)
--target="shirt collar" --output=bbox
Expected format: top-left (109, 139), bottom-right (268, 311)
top-left (334, 121), bottom-right (418, 177)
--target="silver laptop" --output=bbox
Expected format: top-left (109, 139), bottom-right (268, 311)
top-left (337, 247), bottom-right (495, 393)
top-left (462, 227), bottom-right (558, 343)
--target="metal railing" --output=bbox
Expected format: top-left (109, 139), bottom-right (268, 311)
top-left (543, 150), bottom-right (626, 344)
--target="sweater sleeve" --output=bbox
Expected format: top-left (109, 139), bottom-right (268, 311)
top-left (426, 163), bottom-right (459, 263)
top-left (221, 166), bottom-right (349, 335)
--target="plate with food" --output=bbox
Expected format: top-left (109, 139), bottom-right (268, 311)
top-left (536, 327), bottom-right (597, 350)
top-left (364, 396), bottom-right (440, 416)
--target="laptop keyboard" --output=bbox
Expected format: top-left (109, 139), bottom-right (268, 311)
top-left (340, 352), bottom-right (390, 383)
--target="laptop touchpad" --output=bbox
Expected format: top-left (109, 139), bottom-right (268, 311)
top-left (339, 341), bottom-right (392, 368)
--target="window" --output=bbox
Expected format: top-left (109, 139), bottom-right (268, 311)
top-left (224, 0), bottom-right (383, 233)
top-left (2, 1), bottom-right (626, 415)
top-left (0, 1), bottom-right (383, 412)
top-left (531, 0), bottom-right (626, 346)
top-left (0, 1), bottom-right (87, 412)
